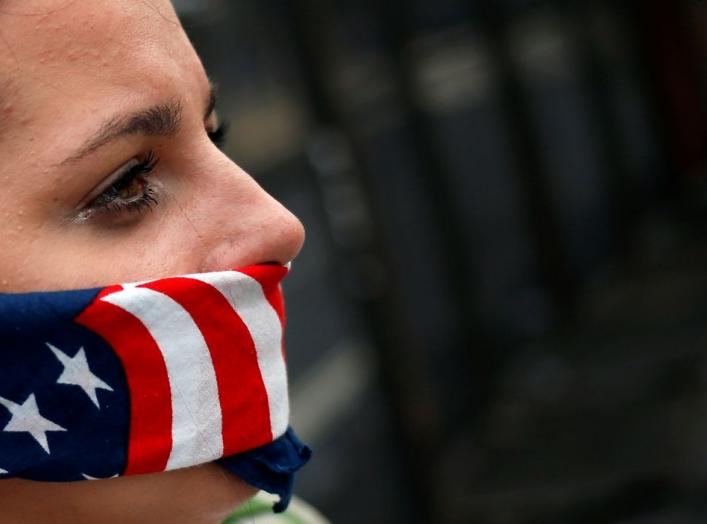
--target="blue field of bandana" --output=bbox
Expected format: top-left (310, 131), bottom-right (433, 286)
top-left (0, 287), bottom-right (130, 481)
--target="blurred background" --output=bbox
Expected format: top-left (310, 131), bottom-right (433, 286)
top-left (174, 0), bottom-right (707, 522)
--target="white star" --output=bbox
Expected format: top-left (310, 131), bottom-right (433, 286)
top-left (46, 343), bottom-right (114, 408)
top-left (0, 468), bottom-right (7, 474)
top-left (81, 473), bottom-right (119, 481)
top-left (0, 394), bottom-right (66, 453)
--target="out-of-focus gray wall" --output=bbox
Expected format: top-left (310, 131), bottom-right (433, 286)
top-left (177, 1), bottom-right (707, 523)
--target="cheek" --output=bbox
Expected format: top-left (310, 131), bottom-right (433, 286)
top-left (0, 217), bottom-right (68, 292)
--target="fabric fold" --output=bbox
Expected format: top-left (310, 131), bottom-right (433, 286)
top-left (219, 427), bottom-right (312, 513)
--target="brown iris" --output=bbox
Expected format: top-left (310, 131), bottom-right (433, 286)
top-left (117, 176), bottom-right (146, 202)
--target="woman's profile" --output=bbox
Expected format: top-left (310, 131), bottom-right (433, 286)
top-left (0, 0), bottom-right (318, 522)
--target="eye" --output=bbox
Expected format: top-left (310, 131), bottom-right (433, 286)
top-left (77, 152), bottom-right (159, 223)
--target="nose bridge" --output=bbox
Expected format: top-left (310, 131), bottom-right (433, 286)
top-left (196, 161), bottom-right (305, 272)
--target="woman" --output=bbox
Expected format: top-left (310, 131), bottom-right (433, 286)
top-left (0, 0), bottom-right (318, 521)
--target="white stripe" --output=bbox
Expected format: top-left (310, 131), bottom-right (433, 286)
top-left (100, 287), bottom-right (223, 469)
top-left (190, 271), bottom-right (289, 439)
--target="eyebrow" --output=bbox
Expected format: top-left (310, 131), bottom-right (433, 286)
top-left (60, 85), bottom-right (218, 166)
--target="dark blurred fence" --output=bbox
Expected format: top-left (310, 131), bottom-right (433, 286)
top-left (176, 0), bottom-right (707, 522)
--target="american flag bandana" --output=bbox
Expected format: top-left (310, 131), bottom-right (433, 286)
top-left (0, 264), bottom-right (310, 512)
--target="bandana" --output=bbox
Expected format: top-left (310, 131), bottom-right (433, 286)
top-left (0, 264), bottom-right (310, 512)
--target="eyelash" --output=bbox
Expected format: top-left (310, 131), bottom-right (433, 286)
top-left (80, 122), bottom-right (230, 222)
top-left (208, 121), bottom-right (229, 149)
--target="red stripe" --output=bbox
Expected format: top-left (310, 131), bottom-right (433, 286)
top-left (236, 265), bottom-right (287, 325)
top-left (142, 276), bottom-right (273, 455)
top-left (75, 297), bottom-right (173, 475)
top-left (97, 284), bottom-right (123, 299)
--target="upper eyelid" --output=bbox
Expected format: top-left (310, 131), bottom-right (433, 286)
top-left (77, 158), bottom-right (146, 209)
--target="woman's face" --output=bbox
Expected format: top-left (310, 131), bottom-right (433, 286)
top-left (0, 0), bottom-right (305, 521)
top-left (0, 0), bottom-right (304, 292)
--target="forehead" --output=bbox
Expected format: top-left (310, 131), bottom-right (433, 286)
top-left (0, 0), bottom-right (202, 132)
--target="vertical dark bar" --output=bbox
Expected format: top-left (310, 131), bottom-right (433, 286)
top-left (476, 0), bottom-right (579, 311)
top-left (555, 0), bottom-right (632, 258)
top-left (285, 1), bottom-right (438, 521)
top-left (377, 0), bottom-right (503, 420)
top-left (629, 0), bottom-right (707, 196)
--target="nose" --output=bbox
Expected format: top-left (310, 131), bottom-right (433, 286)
top-left (197, 174), bottom-right (306, 273)
top-left (238, 193), bottom-right (306, 267)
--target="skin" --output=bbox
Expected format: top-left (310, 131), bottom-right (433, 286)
top-left (0, 0), bottom-right (305, 522)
